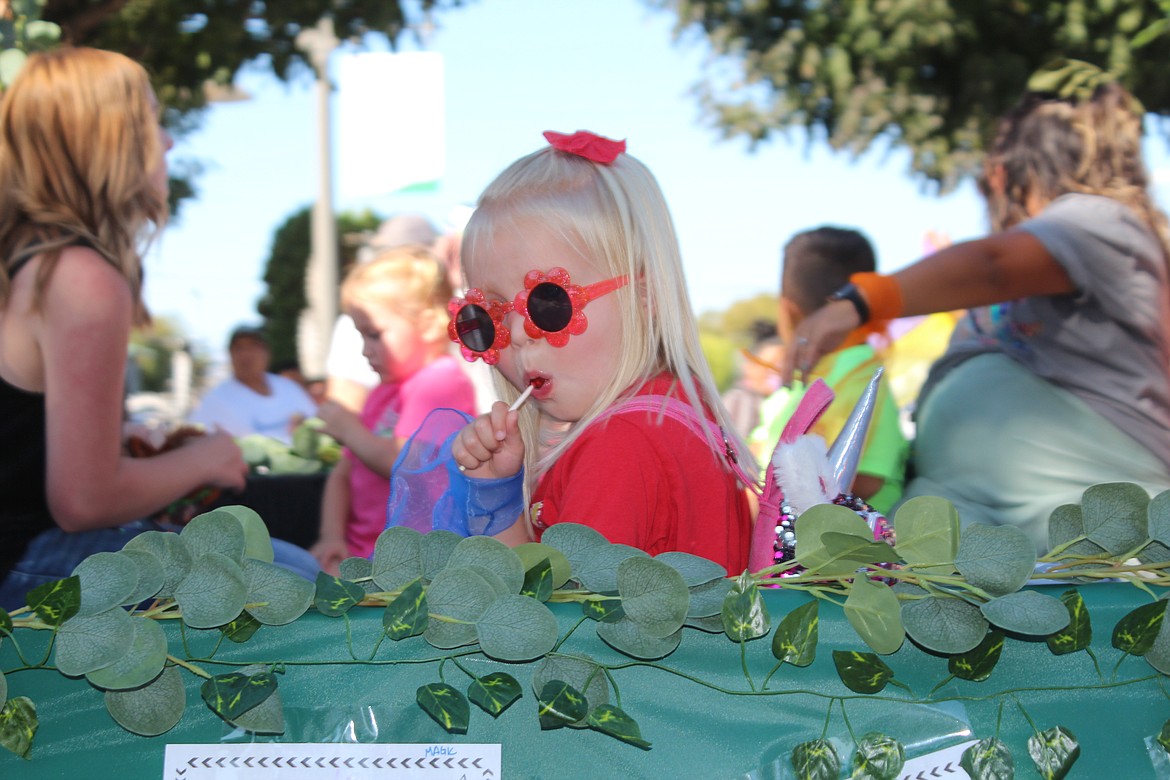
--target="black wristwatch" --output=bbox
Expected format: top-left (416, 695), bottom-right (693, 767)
top-left (827, 282), bottom-right (871, 324)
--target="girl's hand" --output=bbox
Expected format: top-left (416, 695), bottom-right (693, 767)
top-left (310, 537), bottom-right (349, 577)
top-left (181, 430), bottom-right (248, 491)
top-left (451, 401), bottom-right (525, 479)
top-left (317, 399), bottom-right (361, 445)
top-left (779, 300), bottom-right (860, 387)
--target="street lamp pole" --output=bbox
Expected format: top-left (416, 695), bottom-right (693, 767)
top-left (296, 16), bottom-right (340, 379)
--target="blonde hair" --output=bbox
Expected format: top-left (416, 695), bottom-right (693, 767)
top-left (341, 245), bottom-right (453, 322)
top-left (462, 141), bottom-right (757, 494)
top-left (981, 81), bottom-right (1170, 264)
top-left (0, 47), bottom-right (167, 323)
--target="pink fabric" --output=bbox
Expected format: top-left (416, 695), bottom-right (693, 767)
top-left (346, 356), bottom-right (476, 557)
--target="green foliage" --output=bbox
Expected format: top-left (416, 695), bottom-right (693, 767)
top-left (851, 732), bottom-right (905, 780)
top-left (699, 330), bottom-right (737, 392)
top-left (961, 737), bottom-right (1015, 780)
top-left (662, 0), bottom-right (1170, 192)
top-left (791, 737), bottom-right (840, 780)
top-left (1027, 725), bottom-right (1080, 780)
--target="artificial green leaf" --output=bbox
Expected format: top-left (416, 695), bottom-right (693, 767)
top-left (515, 543), bottom-right (572, 589)
top-left (1138, 540), bottom-right (1170, 565)
top-left (476, 594), bottom-right (559, 661)
top-left (467, 672), bottom-right (521, 717)
top-left (27, 576), bottom-right (80, 626)
top-left (200, 669), bottom-right (276, 720)
top-left (540, 522), bottom-right (610, 576)
top-left (587, 704), bottom-right (651, 749)
top-left (791, 737), bottom-right (841, 780)
top-left (73, 552), bottom-right (137, 616)
top-left (0, 696), bottom-right (36, 759)
top-left (313, 572), bottom-right (367, 617)
top-left (1158, 718), bottom-right (1170, 754)
top-left (960, 737), bottom-right (1014, 780)
top-left (180, 510), bottom-right (246, 564)
top-left (447, 536), bottom-right (525, 594)
top-left (654, 551), bottom-right (727, 586)
top-left (383, 579), bottom-right (427, 640)
top-left (820, 532), bottom-right (901, 565)
top-left (843, 575), bottom-right (904, 654)
top-left (417, 682), bottom-right (469, 734)
top-left (242, 558), bottom-right (314, 625)
top-left (119, 548), bottom-right (166, 606)
top-left (220, 611), bottom-right (262, 643)
top-left (893, 496), bottom-right (959, 573)
top-left (794, 504), bottom-right (876, 575)
top-left (421, 529), bottom-right (463, 581)
top-left (1046, 590), bottom-right (1091, 656)
top-left (537, 680), bottom-right (589, 730)
top-left (0, 608), bottom-right (11, 636)
top-left (0, 50), bottom-right (27, 90)
top-left (532, 655), bottom-right (609, 724)
top-left (0, 670), bottom-right (5, 710)
top-left (1081, 482), bottom-right (1149, 556)
top-left (1027, 725), bottom-right (1079, 780)
top-left (1149, 489), bottom-right (1170, 547)
top-left (520, 557), bottom-right (554, 602)
top-left (338, 556), bottom-right (377, 593)
top-left (980, 590), bottom-right (1070, 636)
top-left (832, 649), bottom-right (895, 694)
top-left (617, 556), bottom-right (689, 638)
top-left (466, 564), bottom-right (511, 598)
top-left (213, 505), bottom-right (274, 563)
top-left (104, 666), bottom-right (185, 737)
top-left (371, 526), bottom-right (425, 591)
top-left (583, 597), bottom-right (624, 623)
top-left (901, 594), bottom-right (989, 654)
top-left (949, 630), bottom-right (1005, 682)
top-left (1112, 599), bottom-right (1167, 656)
top-left (423, 567), bottom-right (496, 649)
top-left (173, 552), bottom-right (248, 629)
top-left (1047, 503), bottom-right (1110, 575)
top-left (772, 600), bottom-right (818, 667)
top-left (596, 617), bottom-right (683, 660)
top-left (55, 607), bottom-right (134, 676)
top-left (722, 571), bottom-right (770, 642)
top-left (575, 543), bottom-right (650, 595)
top-left (123, 531), bottom-right (191, 599)
top-left (686, 577), bottom-right (734, 618)
top-left (851, 732), bottom-right (905, 780)
top-left (226, 664), bottom-right (284, 735)
top-left (85, 616), bottom-right (167, 690)
top-left (955, 524), bottom-right (1035, 597)
top-left (685, 614), bottom-right (726, 633)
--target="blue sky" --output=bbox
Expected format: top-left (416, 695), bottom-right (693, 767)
top-left (144, 0), bottom-right (1169, 364)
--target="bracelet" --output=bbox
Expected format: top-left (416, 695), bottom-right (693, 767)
top-left (826, 282), bottom-right (871, 324)
top-left (849, 272), bottom-right (904, 322)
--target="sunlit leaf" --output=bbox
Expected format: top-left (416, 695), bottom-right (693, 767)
top-left (893, 496), bottom-right (959, 574)
top-left (119, 548), bottom-right (166, 606)
top-left (0, 696), bottom-right (36, 759)
top-left (843, 575), bottom-right (904, 654)
top-left (200, 668), bottom-right (277, 720)
top-left (181, 510), bottom-right (246, 564)
top-left (582, 597), bottom-right (624, 623)
top-left (1046, 590), bottom-right (1091, 656)
top-left (314, 572), bottom-right (367, 617)
top-left (383, 579), bottom-right (427, 640)
top-left (213, 505), bottom-right (274, 563)
top-left (540, 522), bottom-right (610, 576)
top-left (55, 607), bottom-right (134, 676)
top-left (520, 557), bottom-right (554, 602)
top-left (174, 552), bottom-right (248, 629)
top-left (832, 649), bottom-right (895, 694)
top-left (417, 682), bottom-right (469, 734)
top-left (1081, 482), bottom-right (1149, 556)
top-left (123, 531), bottom-right (191, 599)
top-left (617, 556), bottom-right (689, 638)
top-left (476, 594), bottom-right (559, 661)
top-left (980, 590), bottom-right (1070, 636)
top-left (955, 524), bottom-right (1035, 597)
top-left (948, 630), bottom-right (1004, 682)
top-left (105, 666), bottom-right (185, 737)
top-left (537, 680), bottom-right (589, 730)
top-left (575, 544), bottom-right (650, 595)
top-left (242, 558), bottom-right (314, 625)
top-left (851, 732), bottom-right (905, 780)
top-left (467, 671), bottom-right (521, 717)
top-left (515, 543), bottom-right (572, 589)
top-left (587, 704), bottom-right (651, 749)
top-left (961, 737), bottom-right (1014, 780)
top-left (72, 552), bottom-right (138, 616)
top-left (901, 594), bottom-right (988, 654)
top-left (772, 600), bottom-right (819, 667)
top-left (1112, 599), bottom-right (1166, 656)
top-left (447, 535), bottom-right (525, 594)
top-left (371, 526), bottom-right (425, 591)
top-left (722, 571), bottom-right (770, 641)
top-left (220, 611), bottom-right (262, 643)
top-left (85, 616), bottom-right (167, 690)
top-left (791, 737), bottom-right (840, 780)
top-left (423, 567), bottom-right (495, 649)
top-left (596, 617), bottom-right (683, 660)
top-left (27, 576), bottom-right (80, 626)
top-left (820, 532), bottom-right (901, 565)
top-left (1027, 725), bottom-right (1079, 780)
top-left (795, 504), bottom-right (876, 575)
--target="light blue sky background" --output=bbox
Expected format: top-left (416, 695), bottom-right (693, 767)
top-left (144, 0), bottom-right (1170, 363)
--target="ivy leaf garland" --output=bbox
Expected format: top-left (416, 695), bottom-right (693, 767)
top-left (2, 482), bottom-right (1170, 772)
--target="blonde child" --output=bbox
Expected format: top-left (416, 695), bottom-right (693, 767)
top-left (446, 130), bottom-right (758, 574)
top-left (311, 247), bottom-right (475, 574)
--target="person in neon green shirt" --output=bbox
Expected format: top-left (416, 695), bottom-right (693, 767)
top-left (749, 227), bottom-right (908, 514)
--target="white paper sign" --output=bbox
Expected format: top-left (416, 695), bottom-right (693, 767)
top-left (163, 743), bottom-right (500, 779)
top-left (898, 739), bottom-right (976, 779)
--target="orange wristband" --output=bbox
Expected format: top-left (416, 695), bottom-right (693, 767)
top-left (850, 272), bottom-right (904, 322)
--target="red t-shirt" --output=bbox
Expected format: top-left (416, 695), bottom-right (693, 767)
top-left (530, 375), bottom-right (752, 574)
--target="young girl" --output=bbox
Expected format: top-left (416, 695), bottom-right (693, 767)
top-left (447, 130), bottom-right (758, 573)
top-left (0, 48), bottom-right (250, 609)
top-left (312, 247), bottom-right (476, 574)
top-left (783, 60), bottom-right (1170, 553)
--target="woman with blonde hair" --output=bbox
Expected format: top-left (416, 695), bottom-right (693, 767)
top-left (0, 48), bottom-right (251, 608)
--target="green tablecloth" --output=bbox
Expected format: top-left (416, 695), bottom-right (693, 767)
top-left (2, 583), bottom-right (1166, 779)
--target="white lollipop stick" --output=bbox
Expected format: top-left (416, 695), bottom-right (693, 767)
top-left (508, 384), bottom-right (535, 412)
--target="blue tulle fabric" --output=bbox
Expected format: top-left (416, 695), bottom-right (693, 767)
top-left (385, 408), bottom-right (524, 537)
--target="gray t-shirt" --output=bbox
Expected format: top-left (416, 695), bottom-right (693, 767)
top-left (925, 193), bottom-right (1170, 469)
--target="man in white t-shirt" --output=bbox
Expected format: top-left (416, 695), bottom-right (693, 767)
top-left (189, 326), bottom-right (318, 445)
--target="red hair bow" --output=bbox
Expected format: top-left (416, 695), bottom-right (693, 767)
top-left (543, 130), bottom-right (626, 164)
